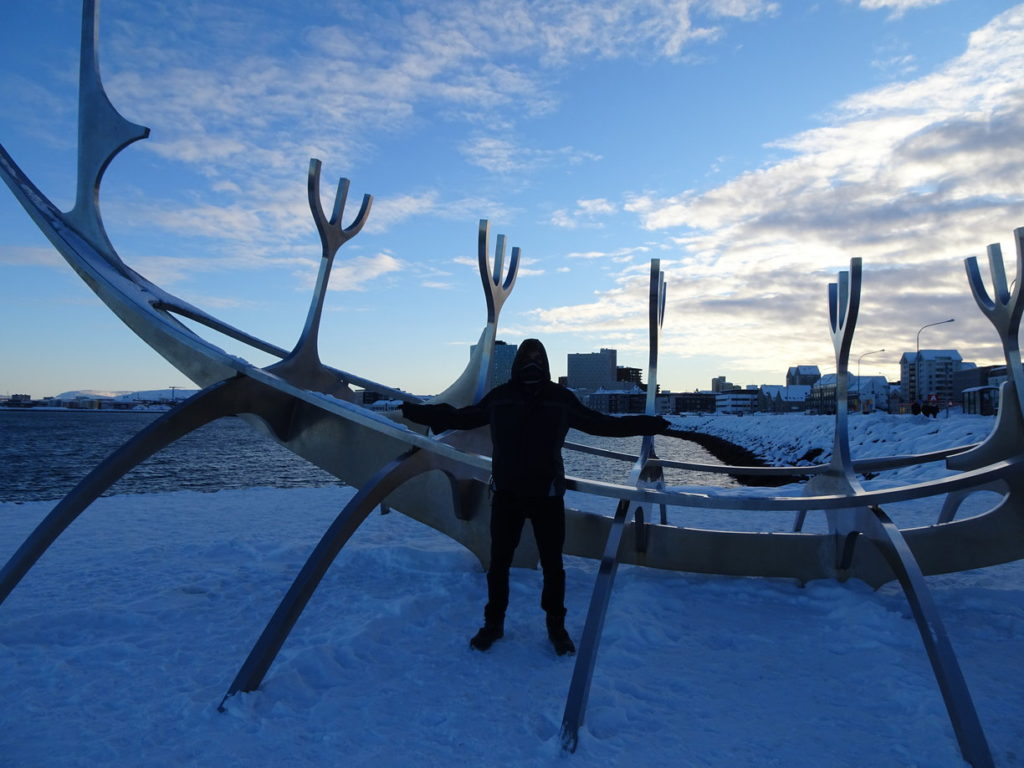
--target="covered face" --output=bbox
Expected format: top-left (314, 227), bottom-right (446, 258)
top-left (511, 338), bottom-right (551, 385)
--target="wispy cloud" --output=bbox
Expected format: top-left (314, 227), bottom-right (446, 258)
top-left (362, 192), bottom-right (440, 234)
top-left (292, 251), bottom-right (404, 292)
top-left (0, 246), bottom-right (64, 268)
top-left (852, 0), bottom-right (951, 20)
top-left (566, 245), bottom-right (651, 261)
top-left (460, 137), bottom-right (601, 174)
top-left (550, 197), bottom-right (618, 228)
top-left (79, 0), bottom-right (777, 287)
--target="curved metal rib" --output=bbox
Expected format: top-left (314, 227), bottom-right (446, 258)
top-left (221, 446), bottom-right (427, 706)
top-left (560, 259), bottom-right (666, 753)
top-left (869, 506), bottom-right (994, 768)
top-left (559, 499), bottom-right (630, 753)
top-left (220, 427), bottom-right (489, 707)
top-left (567, 439), bottom-right (978, 477)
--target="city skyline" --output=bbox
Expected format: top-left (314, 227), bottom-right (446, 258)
top-left (2, 1), bottom-right (1021, 399)
top-left (2, 340), bottom-right (971, 403)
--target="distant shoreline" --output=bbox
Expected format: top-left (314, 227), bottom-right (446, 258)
top-left (0, 406), bottom-right (171, 413)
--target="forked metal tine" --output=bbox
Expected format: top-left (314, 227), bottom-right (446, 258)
top-left (341, 187), bottom-right (373, 241)
top-left (838, 270), bottom-right (850, 333)
top-left (505, 246), bottom-right (521, 291)
top-left (828, 281), bottom-right (840, 336)
top-left (988, 243), bottom-right (1010, 304)
top-left (658, 272), bottom-right (667, 328)
top-left (492, 234), bottom-right (506, 285)
top-left (965, 254), bottom-right (996, 313)
top-left (644, 259), bottom-right (667, 418)
top-left (307, 160), bottom-right (329, 240)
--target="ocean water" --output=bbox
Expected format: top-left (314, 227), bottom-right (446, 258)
top-left (0, 409), bottom-right (735, 502)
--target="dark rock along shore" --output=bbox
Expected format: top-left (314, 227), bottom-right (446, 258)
top-left (671, 430), bottom-right (797, 487)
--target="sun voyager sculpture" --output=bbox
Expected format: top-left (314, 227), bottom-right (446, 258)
top-left (3, 3), bottom-right (1024, 766)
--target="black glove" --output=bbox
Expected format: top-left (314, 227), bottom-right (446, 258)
top-left (399, 400), bottom-right (428, 426)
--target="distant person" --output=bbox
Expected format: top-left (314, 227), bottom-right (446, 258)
top-left (911, 400), bottom-right (922, 416)
top-left (400, 338), bottom-right (670, 656)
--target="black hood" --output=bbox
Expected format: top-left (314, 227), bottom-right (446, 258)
top-left (510, 338), bottom-right (551, 385)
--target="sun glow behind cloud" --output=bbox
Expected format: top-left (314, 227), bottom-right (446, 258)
top-left (525, 5), bottom-right (1024, 385)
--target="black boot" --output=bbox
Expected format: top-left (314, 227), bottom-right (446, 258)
top-left (470, 622), bottom-right (504, 651)
top-left (546, 613), bottom-right (575, 656)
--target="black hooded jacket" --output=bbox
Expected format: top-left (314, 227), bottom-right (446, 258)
top-left (400, 339), bottom-right (667, 497)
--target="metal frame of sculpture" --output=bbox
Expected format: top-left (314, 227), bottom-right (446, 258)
top-left (2, 3), bottom-right (1023, 766)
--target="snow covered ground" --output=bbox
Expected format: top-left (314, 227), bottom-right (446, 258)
top-left (1, 412), bottom-right (1022, 767)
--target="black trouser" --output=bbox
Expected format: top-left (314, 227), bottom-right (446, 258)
top-left (484, 492), bottom-right (566, 626)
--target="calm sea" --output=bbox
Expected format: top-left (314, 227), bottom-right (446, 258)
top-left (0, 410), bottom-right (735, 503)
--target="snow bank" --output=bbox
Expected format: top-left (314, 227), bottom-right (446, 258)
top-left (1, 412), bottom-right (1022, 767)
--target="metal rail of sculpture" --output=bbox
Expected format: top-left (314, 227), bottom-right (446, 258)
top-left (3, 3), bottom-right (1023, 766)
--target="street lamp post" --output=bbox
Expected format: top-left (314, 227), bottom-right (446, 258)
top-left (915, 318), bottom-right (955, 404)
top-left (855, 348), bottom-right (885, 411)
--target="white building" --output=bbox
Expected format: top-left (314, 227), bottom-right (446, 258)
top-left (809, 374), bottom-right (890, 413)
top-left (900, 350), bottom-right (966, 405)
top-left (758, 384), bottom-right (811, 412)
top-left (715, 389), bottom-right (758, 415)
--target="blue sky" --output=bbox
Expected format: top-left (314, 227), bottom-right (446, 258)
top-left (2, 0), bottom-right (1022, 398)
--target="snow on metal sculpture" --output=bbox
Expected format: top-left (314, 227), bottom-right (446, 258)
top-left (2, 3), bottom-right (1023, 766)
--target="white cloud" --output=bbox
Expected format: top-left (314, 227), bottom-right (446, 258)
top-left (551, 197), bottom-right (619, 228)
top-left (317, 252), bottom-right (404, 292)
top-left (578, 198), bottom-right (616, 215)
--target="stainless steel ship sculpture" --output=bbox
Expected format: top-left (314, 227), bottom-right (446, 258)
top-left (2, 3), bottom-right (1022, 766)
